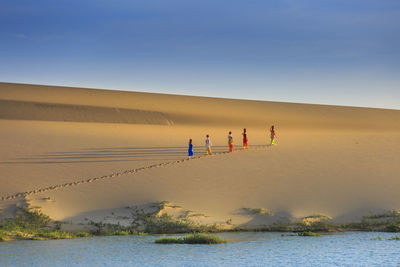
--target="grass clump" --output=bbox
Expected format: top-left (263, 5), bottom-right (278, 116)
top-left (365, 210), bottom-right (400, 219)
top-left (75, 232), bottom-right (92, 237)
top-left (372, 236), bottom-right (400, 241)
top-left (132, 208), bottom-right (218, 234)
top-left (0, 230), bottom-right (11, 241)
top-left (36, 231), bottom-right (74, 240)
top-left (105, 230), bottom-right (130, 236)
top-left (341, 211), bottom-right (400, 232)
top-left (385, 223), bottom-right (400, 232)
top-left (0, 207), bottom-right (52, 241)
top-left (1, 207), bottom-right (51, 232)
top-left (88, 221), bottom-right (147, 236)
top-left (155, 233), bottom-right (227, 244)
top-left (183, 233), bottom-right (226, 244)
top-left (297, 231), bottom-right (321, 237)
top-left (0, 207), bottom-right (95, 241)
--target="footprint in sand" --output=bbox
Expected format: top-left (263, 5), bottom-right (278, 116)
top-left (0, 145), bottom-right (268, 201)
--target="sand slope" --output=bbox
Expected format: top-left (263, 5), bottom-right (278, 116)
top-left (1, 82), bottom-right (399, 227)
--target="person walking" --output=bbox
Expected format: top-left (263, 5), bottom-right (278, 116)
top-left (242, 128), bottom-right (248, 149)
top-left (188, 139), bottom-right (194, 157)
top-left (205, 134), bottom-right (212, 155)
top-left (228, 131), bottom-right (233, 152)
top-left (270, 125), bottom-right (277, 145)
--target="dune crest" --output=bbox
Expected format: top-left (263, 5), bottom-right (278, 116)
top-left (0, 99), bottom-right (174, 125)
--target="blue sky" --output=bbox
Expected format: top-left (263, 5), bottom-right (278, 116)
top-left (1, 0), bottom-right (399, 109)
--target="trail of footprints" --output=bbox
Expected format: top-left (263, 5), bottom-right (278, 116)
top-left (1, 145), bottom-right (268, 201)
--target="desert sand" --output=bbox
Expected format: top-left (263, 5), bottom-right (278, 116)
top-left (1, 82), bottom-right (399, 229)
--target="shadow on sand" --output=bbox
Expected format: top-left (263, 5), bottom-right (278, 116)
top-left (1, 145), bottom-right (248, 164)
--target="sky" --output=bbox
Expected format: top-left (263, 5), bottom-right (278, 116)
top-left (1, 0), bottom-right (399, 109)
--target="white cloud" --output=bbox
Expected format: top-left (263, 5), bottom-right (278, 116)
top-left (13, 34), bottom-right (27, 39)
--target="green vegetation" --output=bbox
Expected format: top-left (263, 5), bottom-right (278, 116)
top-left (242, 207), bottom-right (273, 216)
top-left (371, 236), bottom-right (400, 241)
top-left (367, 210), bottom-right (400, 219)
top-left (268, 221), bottom-right (291, 232)
top-left (0, 207), bottom-right (93, 241)
top-left (303, 214), bottom-right (332, 220)
top-left (252, 220), bottom-right (335, 233)
top-left (297, 231), bottom-right (321, 237)
top-left (131, 205), bottom-right (219, 234)
top-left (84, 201), bottom-right (219, 235)
top-left (2, 202), bottom-right (400, 242)
top-left (155, 233), bottom-right (227, 244)
top-left (385, 223), bottom-right (400, 232)
top-left (298, 221), bottom-right (336, 232)
top-left (0, 206), bottom-right (152, 241)
top-left (341, 211), bottom-right (400, 232)
top-left (106, 230), bottom-right (130, 236)
top-left (247, 211), bottom-right (400, 234)
top-left (75, 232), bottom-right (92, 237)
top-left (87, 220), bottom-right (147, 236)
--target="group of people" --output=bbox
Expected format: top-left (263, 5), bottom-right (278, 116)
top-left (188, 126), bottom-right (277, 157)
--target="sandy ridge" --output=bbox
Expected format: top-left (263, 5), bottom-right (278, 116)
top-left (0, 145), bottom-right (268, 201)
top-left (2, 82), bottom-right (400, 130)
top-left (0, 99), bottom-right (174, 125)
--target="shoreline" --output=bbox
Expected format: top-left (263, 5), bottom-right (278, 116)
top-left (2, 205), bottom-right (400, 242)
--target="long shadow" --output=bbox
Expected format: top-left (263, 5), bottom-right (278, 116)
top-left (1, 145), bottom-right (256, 165)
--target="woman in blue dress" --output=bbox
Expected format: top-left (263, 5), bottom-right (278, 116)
top-left (188, 139), bottom-right (194, 157)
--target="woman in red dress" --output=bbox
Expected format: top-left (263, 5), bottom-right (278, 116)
top-left (242, 128), bottom-right (248, 149)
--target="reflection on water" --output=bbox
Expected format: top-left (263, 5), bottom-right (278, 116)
top-left (1, 232), bottom-right (400, 267)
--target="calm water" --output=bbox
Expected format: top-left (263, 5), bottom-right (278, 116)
top-left (1, 232), bottom-right (400, 267)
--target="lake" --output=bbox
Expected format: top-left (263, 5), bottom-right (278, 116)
top-left (1, 232), bottom-right (399, 266)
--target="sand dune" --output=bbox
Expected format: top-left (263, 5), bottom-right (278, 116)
top-left (1, 82), bottom-right (399, 228)
top-left (2, 82), bottom-right (399, 130)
